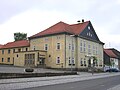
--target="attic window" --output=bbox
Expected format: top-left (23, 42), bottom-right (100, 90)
top-left (87, 33), bottom-right (89, 36)
top-left (88, 26), bottom-right (90, 30)
top-left (89, 32), bottom-right (91, 36)
top-left (91, 34), bottom-right (92, 37)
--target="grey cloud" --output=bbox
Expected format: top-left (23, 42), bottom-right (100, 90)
top-left (0, 0), bottom-right (44, 24)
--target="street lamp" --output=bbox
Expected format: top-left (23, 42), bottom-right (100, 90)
top-left (70, 35), bottom-right (75, 72)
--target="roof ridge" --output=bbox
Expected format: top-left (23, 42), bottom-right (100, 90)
top-left (70, 21), bottom-right (90, 26)
top-left (0, 40), bottom-right (29, 49)
top-left (29, 21), bottom-right (90, 39)
top-left (104, 49), bottom-right (117, 58)
top-left (29, 21), bottom-right (73, 38)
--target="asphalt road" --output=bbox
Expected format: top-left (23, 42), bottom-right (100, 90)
top-left (20, 75), bottom-right (120, 90)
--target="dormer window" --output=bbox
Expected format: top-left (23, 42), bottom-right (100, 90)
top-left (89, 32), bottom-right (91, 36)
top-left (87, 33), bottom-right (89, 36)
top-left (88, 26), bottom-right (90, 30)
top-left (91, 34), bottom-right (92, 37)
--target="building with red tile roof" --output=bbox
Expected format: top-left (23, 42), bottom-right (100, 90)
top-left (28, 20), bottom-right (104, 70)
top-left (104, 49), bottom-right (117, 58)
top-left (0, 40), bottom-right (30, 49)
top-left (29, 21), bottom-right (90, 39)
top-left (0, 20), bottom-right (104, 70)
top-left (0, 40), bottom-right (30, 65)
top-left (104, 49), bottom-right (119, 70)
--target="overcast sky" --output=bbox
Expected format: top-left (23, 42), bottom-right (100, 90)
top-left (0, 0), bottom-right (120, 50)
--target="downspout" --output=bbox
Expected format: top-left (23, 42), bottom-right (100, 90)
top-left (75, 36), bottom-right (78, 70)
top-left (65, 34), bottom-right (66, 69)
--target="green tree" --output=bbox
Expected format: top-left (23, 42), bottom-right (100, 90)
top-left (14, 32), bottom-right (27, 41)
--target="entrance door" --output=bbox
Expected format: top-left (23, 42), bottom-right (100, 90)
top-left (37, 58), bottom-right (45, 67)
top-left (39, 58), bottom-right (45, 65)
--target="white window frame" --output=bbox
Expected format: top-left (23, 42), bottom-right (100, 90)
top-left (72, 57), bottom-right (74, 64)
top-left (80, 40), bottom-right (83, 52)
top-left (56, 57), bottom-right (60, 64)
top-left (68, 57), bottom-right (71, 64)
top-left (83, 41), bottom-right (86, 52)
top-left (80, 58), bottom-right (83, 66)
top-left (69, 44), bottom-right (71, 50)
top-left (72, 43), bottom-right (74, 51)
top-left (88, 43), bottom-right (91, 54)
top-left (44, 44), bottom-right (48, 51)
top-left (96, 46), bottom-right (98, 55)
top-left (56, 43), bottom-right (61, 50)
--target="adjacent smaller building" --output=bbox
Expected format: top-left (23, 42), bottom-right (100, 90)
top-left (104, 48), bottom-right (120, 70)
top-left (0, 40), bottom-right (30, 65)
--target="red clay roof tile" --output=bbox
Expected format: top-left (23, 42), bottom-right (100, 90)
top-left (29, 21), bottom-right (89, 38)
top-left (104, 49), bottom-right (117, 58)
top-left (0, 40), bottom-right (29, 49)
top-left (0, 44), bottom-right (3, 48)
top-left (70, 21), bottom-right (89, 35)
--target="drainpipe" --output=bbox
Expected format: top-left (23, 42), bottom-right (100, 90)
top-left (65, 34), bottom-right (66, 69)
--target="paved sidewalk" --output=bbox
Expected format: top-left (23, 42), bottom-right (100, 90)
top-left (0, 72), bottom-right (120, 90)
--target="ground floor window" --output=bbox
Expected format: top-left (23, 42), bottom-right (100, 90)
top-left (2, 58), bottom-right (4, 62)
top-left (7, 58), bottom-right (10, 62)
top-left (68, 57), bottom-right (71, 65)
top-left (25, 54), bottom-right (35, 66)
top-left (56, 57), bottom-right (60, 64)
top-left (80, 58), bottom-right (83, 66)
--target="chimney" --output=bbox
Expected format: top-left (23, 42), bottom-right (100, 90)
top-left (77, 20), bottom-right (80, 23)
top-left (82, 19), bottom-right (84, 23)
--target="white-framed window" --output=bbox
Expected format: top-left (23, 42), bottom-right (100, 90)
top-left (89, 32), bottom-right (91, 36)
top-left (2, 50), bottom-right (4, 54)
top-left (72, 44), bottom-right (74, 51)
top-left (88, 43), bottom-right (91, 54)
top-left (8, 49), bottom-right (11, 54)
top-left (96, 46), bottom-right (98, 55)
top-left (84, 58), bottom-right (86, 66)
top-left (80, 40), bottom-right (82, 52)
top-left (80, 58), bottom-right (83, 66)
top-left (44, 44), bottom-right (48, 51)
top-left (87, 33), bottom-right (89, 36)
top-left (57, 36), bottom-right (60, 39)
top-left (83, 41), bottom-right (86, 52)
top-left (56, 57), bottom-right (60, 64)
top-left (33, 46), bottom-right (35, 50)
top-left (2, 58), bottom-right (4, 62)
top-left (57, 43), bottom-right (60, 50)
top-left (7, 57), bottom-right (10, 62)
top-left (69, 44), bottom-right (71, 50)
top-left (88, 26), bottom-right (90, 30)
top-left (45, 38), bottom-right (48, 41)
top-left (91, 34), bottom-right (92, 37)
top-left (72, 58), bottom-right (74, 64)
top-left (68, 57), bottom-right (71, 64)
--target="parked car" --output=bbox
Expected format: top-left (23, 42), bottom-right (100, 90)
top-left (105, 68), bottom-right (119, 72)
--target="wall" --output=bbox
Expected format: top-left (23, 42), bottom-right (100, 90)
top-left (76, 37), bottom-right (103, 69)
top-left (30, 34), bottom-right (65, 68)
top-left (0, 47), bottom-right (30, 65)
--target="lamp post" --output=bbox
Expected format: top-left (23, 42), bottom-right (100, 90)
top-left (70, 35), bottom-right (75, 72)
